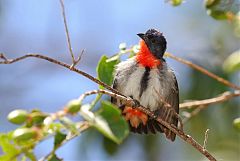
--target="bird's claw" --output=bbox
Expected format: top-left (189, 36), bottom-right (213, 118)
top-left (132, 99), bottom-right (140, 108)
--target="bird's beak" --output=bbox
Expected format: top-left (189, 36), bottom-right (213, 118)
top-left (137, 33), bottom-right (145, 40)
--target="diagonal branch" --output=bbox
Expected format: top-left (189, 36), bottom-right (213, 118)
top-left (143, 107), bottom-right (216, 161)
top-left (182, 105), bottom-right (206, 123)
top-left (165, 52), bottom-right (240, 90)
top-left (180, 90), bottom-right (240, 109)
top-left (0, 53), bottom-right (122, 96)
top-left (77, 89), bottom-right (217, 161)
top-left (180, 90), bottom-right (240, 123)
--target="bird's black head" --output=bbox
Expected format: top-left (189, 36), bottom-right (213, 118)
top-left (137, 29), bottom-right (167, 59)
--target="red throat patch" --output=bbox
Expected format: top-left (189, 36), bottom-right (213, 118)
top-left (136, 40), bottom-right (161, 68)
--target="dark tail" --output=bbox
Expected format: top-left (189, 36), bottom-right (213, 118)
top-left (113, 102), bottom-right (178, 141)
top-left (129, 118), bottom-right (163, 134)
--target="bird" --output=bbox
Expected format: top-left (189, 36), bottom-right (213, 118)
top-left (111, 29), bottom-right (179, 141)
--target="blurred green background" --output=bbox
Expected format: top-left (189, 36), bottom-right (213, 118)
top-left (0, 0), bottom-right (239, 161)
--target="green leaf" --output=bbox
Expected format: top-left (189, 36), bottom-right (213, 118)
top-left (47, 123), bottom-right (64, 134)
top-left (223, 50), bottom-right (240, 73)
top-left (79, 104), bottom-right (95, 121)
top-left (95, 101), bottom-right (129, 144)
top-left (233, 118), bottom-right (240, 132)
top-left (0, 133), bottom-right (20, 161)
top-left (48, 154), bottom-right (63, 161)
top-left (103, 137), bottom-right (118, 155)
top-left (21, 155), bottom-right (27, 161)
top-left (204, 0), bottom-right (220, 9)
top-left (65, 99), bottom-right (81, 114)
top-left (8, 109), bottom-right (28, 125)
top-left (24, 151), bottom-right (37, 161)
top-left (93, 114), bottom-right (119, 143)
top-left (204, 0), bottom-right (240, 21)
top-left (97, 55), bottom-right (119, 88)
top-left (106, 55), bottom-right (120, 63)
top-left (170, 0), bottom-right (183, 6)
top-left (79, 105), bottom-right (118, 142)
top-left (207, 9), bottom-right (228, 20)
top-left (79, 102), bottom-right (129, 144)
top-left (12, 128), bottom-right (37, 142)
top-left (29, 111), bottom-right (48, 125)
top-left (54, 131), bottom-right (67, 148)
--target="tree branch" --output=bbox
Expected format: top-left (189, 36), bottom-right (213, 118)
top-left (165, 52), bottom-right (240, 90)
top-left (180, 90), bottom-right (240, 109)
top-left (0, 53), bottom-right (122, 96)
top-left (182, 105), bottom-right (206, 123)
top-left (40, 121), bottom-right (90, 161)
top-left (180, 90), bottom-right (240, 123)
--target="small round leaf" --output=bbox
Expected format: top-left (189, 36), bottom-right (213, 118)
top-left (66, 99), bottom-right (81, 114)
top-left (233, 118), bottom-right (240, 131)
top-left (12, 128), bottom-right (37, 141)
top-left (8, 109), bottom-right (28, 125)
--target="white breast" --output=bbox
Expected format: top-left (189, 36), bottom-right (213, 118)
top-left (140, 66), bottom-right (174, 111)
top-left (121, 66), bottom-right (145, 100)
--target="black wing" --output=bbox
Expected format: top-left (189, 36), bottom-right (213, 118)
top-left (155, 74), bottom-right (179, 141)
top-left (162, 74), bottom-right (179, 141)
top-left (111, 77), bottom-right (118, 104)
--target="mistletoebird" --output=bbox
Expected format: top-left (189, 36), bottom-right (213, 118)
top-left (111, 29), bottom-right (179, 141)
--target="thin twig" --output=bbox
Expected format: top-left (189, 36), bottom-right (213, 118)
top-left (44, 108), bottom-right (68, 126)
top-left (180, 90), bottom-right (240, 109)
top-left (181, 90), bottom-right (240, 123)
top-left (0, 53), bottom-right (7, 61)
top-left (70, 49), bottom-right (85, 69)
top-left (59, 0), bottom-right (75, 65)
top-left (165, 52), bottom-right (240, 90)
top-left (203, 129), bottom-right (210, 151)
top-left (40, 122), bottom-right (89, 161)
top-left (78, 89), bottom-right (133, 106)
top-left (182, 105), bottom-right (206, 124)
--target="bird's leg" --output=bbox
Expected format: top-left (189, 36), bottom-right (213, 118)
top-left (132, 99), bottom-right (140, 108)
top-left (121, 97), bottom-right (148, 128)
